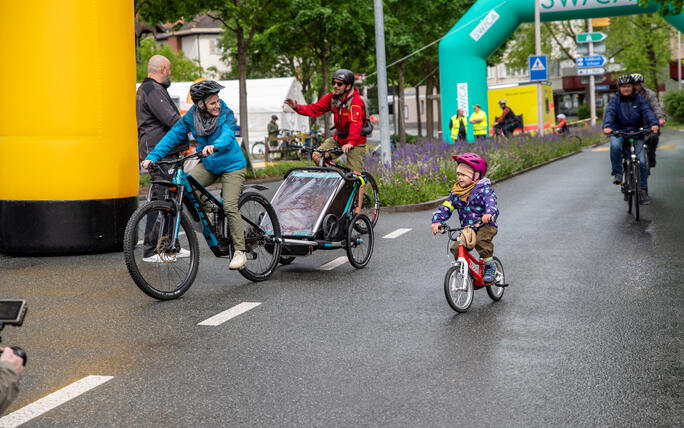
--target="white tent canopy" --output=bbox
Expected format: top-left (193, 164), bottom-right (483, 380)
top-left (138, 77), bottom-right (309, 146)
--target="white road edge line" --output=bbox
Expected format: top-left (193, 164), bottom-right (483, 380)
top-left (318, 256), bottom-right (348, 271)
top-left (198, 302), bottom-right (262, 326)
top-left (0, 375), bottom-right (113, 428)
top-left (383, 228), bottom-right (412, 239)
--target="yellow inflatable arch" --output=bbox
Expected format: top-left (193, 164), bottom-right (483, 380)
top-left (0, 1), bottom-right (138, 254)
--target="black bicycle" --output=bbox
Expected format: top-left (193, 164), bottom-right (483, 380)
top-left (290, 144), bottom-right (380, 228)
top-left (611, 128), bottom-right (653, 221)
top-left (124, 151), bottom-right (282, 300)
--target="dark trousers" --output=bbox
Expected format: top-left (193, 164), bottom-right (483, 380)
top-left (143, 153), bottom-right (179, 257)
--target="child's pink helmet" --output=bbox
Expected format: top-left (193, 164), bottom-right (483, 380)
top-left (452, 152), bottom-right (487, 179)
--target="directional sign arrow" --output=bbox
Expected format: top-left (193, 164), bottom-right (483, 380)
top-left (577, 67), bottom-right (606, 76)
top-left (577, 32), bottom-right (607, 43)
top-left (576, 55), bottom-right (607, 68)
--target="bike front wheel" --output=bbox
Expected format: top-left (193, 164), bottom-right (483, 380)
top-left (444, 264), bottom-right (473, 313)
top-left (485, 257), bottom-right (505, 301)
top-left (625, 164), bottom-right (634, 214)
top-left (633, 160), bottom-right (641, 221)
top-left (238, 192), bottom-right (282, 282)
top-left (346, 214), bottom-right (374, 269)
top-left (123, 200), bottom-right (200, 300)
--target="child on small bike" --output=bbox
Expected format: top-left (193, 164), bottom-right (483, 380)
top-left (431, 153), bottom-right (499, 283)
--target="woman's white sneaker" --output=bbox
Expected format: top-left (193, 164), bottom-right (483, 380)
top-left (229, 250), bottom-right (247, 269)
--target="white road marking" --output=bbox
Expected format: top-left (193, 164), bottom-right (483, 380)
top-left (198, 302), bottom-right (261, 326)
top-left (318, 256), bottom-right (348, 271)
top-left (383, 228), bottom-right (412, 239)
top-left (0, 375), bottom-right (113, 428)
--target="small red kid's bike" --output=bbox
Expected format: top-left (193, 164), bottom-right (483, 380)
top-left (438, 222), bottom-right (508, 313)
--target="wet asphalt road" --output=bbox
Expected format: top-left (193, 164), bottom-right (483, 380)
top-left (0, 131), bottom-right (682, 426)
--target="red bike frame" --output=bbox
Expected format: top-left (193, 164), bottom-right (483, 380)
top-left (456, 241), bottom-right (486, 287)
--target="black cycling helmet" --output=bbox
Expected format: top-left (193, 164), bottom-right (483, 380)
top-left (332, 69), bottom-right (354, 86)
top-left (631, 73), bottom-right (644, 83)
top-left (617, 75), bottom-right (633, 86)
top-left (190, 80), bottom-right (225, 104)
top-left (271, 115), bottom-right (278, 120)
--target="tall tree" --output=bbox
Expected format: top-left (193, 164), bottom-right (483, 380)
top-left (138, 0), bottom-right (283, 150)
top-left (606, 14), bottom-right (672, 91)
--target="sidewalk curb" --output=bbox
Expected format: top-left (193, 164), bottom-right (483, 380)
top-left (381, 148), bottom-right (584, 213)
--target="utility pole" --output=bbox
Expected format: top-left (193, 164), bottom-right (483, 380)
top-left (679, 31), bottom-right (682, 90)
top-left (588, 19), bottom-right (596, 126)
top-left (373, 0), bottom-right (392, 166)
top-left (534, 0), bottom-right (544, 135)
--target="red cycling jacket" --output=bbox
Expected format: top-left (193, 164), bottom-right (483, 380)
top-left (294, 88), bottom-right (367, 147)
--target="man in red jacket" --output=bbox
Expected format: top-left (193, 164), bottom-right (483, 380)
top-left (285, 69), bottom-right (367, 174)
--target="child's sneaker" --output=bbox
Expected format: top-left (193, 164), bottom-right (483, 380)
top-left (483, 260), bottom-right (496, 284)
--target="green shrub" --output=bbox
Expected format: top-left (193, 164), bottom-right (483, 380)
top-left (577, 104), bottom-right (591, 120)
top-left (664, 90), bottom-right (684, 122)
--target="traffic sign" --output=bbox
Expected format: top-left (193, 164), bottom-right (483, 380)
top-left (576, 42), bottom-right (605, 55)
top-left (576, 55), bottom-right (607, 68)
top-left (581, 75), bottom-right (607, 84)
top-left (577, 67), bottom-right (606, 76)
top-left (596, 85), bottom-right (610, 90)
top-left (529, 55), bottom-right (547, 81)
top-left (577, 32), bottom-right (607, 43)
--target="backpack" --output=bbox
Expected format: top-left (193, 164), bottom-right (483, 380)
top-left (330, 92), bottom-right (373, 138)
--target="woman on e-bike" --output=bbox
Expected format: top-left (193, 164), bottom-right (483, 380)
top-left (141, 80), bottom-right (248, 270)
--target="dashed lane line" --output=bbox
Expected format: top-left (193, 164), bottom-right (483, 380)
top-left (383, 228), bottom-right (412, 239)
top-left (318, 257), bottom-right (348, 271)
top-left (197, 302), bottom-right (262, 326)
top-left (0, 375), bottom-right (113, 428)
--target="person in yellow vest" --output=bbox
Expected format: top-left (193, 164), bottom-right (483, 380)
top-left (469, 104), bottom-right (487, 142)
top-left (449, 108), bottom-right (467, 143)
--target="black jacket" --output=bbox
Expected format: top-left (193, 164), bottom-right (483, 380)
top-left (135, 78), bottom-right (186, 159)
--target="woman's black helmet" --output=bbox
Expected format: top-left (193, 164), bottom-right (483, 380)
top-left (617, 75), bottom-right (633, 86)
top-left (332, 69), bottom-right (354, 85)
top-left (190, 80), bottom-right (225, 104)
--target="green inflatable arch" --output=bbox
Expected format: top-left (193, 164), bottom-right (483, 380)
top-left (439, 0), bottom-right (684, 141)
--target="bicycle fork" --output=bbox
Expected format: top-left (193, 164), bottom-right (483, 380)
top-left (454, 257), bottom-right (470, 292)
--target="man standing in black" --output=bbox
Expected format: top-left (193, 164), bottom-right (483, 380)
top-left (136, 55), bottom-right (189, 261)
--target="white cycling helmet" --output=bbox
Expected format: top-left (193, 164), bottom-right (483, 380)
top-left (557, 113), bottom-right (566, 120)
top-left (498, 99), bottom-right (507, 105)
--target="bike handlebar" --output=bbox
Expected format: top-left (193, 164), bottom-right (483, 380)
top-left (610, 128), bottom-right (654, 138)
top-left (288, 144), bottom-right (343, 156)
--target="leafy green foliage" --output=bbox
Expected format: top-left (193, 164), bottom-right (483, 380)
top-left (606, 14), bottom-right (671, 90)
top-left (663, 90), bottom-right (684, 122)
top-left (577, 104), bottom-right (591, 120)
top-left (136, 37), bottom-right (205, 82)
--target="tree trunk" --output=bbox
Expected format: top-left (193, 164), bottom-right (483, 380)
top-left (415, 85), bottom-right (422, 138)
top-left (397, 63), bottom-right (406, 144)
top-left (236, 28), bottom-right (254, 176)
top-left (426, 76), bottom-right (434, 141)
top-left (321, 55), bottom-right (331, 138)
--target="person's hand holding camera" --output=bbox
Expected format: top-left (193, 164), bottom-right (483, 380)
top-left (0, 348), bottom-right (23, 378)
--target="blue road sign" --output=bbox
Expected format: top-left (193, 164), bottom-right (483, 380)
top-left (596, 85), bottom-right (610, 90)
top-left (529, 55), bottom-right (547, 81)
top-left (576, 55), bottom-right (607, 68)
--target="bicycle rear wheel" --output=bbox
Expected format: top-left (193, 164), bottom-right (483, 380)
top-left (123, 201), bottom-right (199, 300)
top-left (251, 142), bottom-right (266, 160)
top-left (361, 173), bottom-right (380, 227)
top-left (238, 192), bottom-right (282, 282)
top-left (444, 263), bottom-right (473, 313)
top-left (485, 257), bottom-right (505, 301)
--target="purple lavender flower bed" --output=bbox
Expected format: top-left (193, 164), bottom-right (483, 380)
top-left (364, 126), bottom-right (602, 206)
